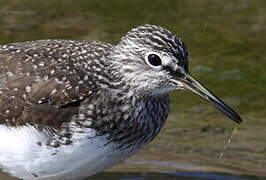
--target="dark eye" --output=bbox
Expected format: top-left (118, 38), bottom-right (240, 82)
top-left (147, 54), bottom-right (162, 66)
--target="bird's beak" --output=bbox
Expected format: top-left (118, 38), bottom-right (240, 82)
top-left (173, 73), bottom-right (242, 123)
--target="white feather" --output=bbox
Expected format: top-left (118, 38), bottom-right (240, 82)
top-left (0, 125), bottom-right (137, 180)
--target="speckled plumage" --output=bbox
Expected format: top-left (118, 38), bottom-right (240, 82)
top-left (0, 24), bottom-right (241, 180)
top-left (0, 38), bottom-right (169, 146)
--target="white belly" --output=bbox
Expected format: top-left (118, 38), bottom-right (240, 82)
top-left (0, 125), bottom-right (138, 180)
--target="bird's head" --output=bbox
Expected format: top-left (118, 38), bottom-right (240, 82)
top-left (112, 24), bottom-right (242, 123)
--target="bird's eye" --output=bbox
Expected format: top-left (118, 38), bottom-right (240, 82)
top-left (146, 54), bottom-right (162, 67)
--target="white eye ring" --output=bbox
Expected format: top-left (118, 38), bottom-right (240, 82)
top-left (145, 52), bottom-right (164, 70)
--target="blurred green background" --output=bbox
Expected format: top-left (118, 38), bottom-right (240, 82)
top-left (0, 0), bottom-right (265, 179)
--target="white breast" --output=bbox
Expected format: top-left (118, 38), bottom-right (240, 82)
top-left (0, 125), bottom-right (138, 180)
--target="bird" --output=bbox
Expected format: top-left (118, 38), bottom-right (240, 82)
top-left (0, 24), bottom-right (242, 180)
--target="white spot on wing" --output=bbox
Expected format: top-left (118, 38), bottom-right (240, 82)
top-left (25, 86), bottom-right (32, 93)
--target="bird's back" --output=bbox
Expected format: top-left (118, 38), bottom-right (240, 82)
top-left (0, 39), bottom-right (113, 127)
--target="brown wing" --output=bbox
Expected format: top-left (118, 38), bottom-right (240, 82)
top-left (0, 40), bottom-right (112, 128)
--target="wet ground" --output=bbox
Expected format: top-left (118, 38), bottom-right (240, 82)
top-left (0, 0), bottom-right (266, 179)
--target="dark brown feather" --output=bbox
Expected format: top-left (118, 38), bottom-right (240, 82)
top-left (0, 40), bottom-right (112, 129)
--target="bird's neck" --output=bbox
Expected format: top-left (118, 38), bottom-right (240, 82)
top-left (100, 84), bottom-right (170, 147)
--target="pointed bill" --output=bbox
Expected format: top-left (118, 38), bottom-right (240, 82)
top-left (173, 74), bottom-right (242, 123)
